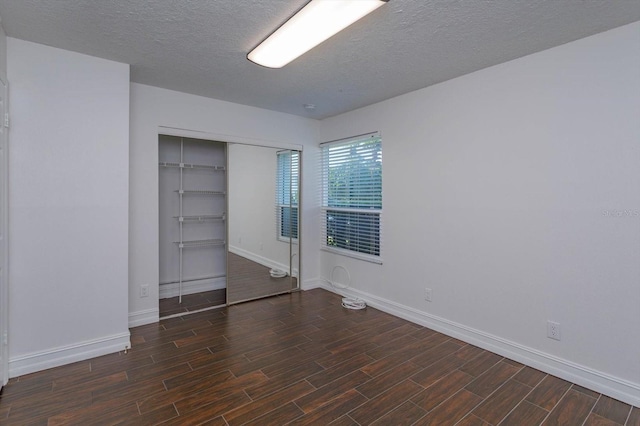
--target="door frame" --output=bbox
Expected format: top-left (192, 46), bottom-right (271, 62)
top-left (0, 72), bottom-right (10, 387)
top-left (157, 126), bottom-right (304, 307)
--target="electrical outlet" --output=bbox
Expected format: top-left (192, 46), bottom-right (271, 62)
top-left (547, 320), bottom-right (561, 341)
top-left (140, 284), bottom-right (149, 298)
top-left (425, 288), bottom-right (432, 302)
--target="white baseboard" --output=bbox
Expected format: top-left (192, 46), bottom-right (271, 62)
top-left (159, 277), bottom-right (226, 299)
top-left (9, 332), bottom-right (131, 378)
top-left (315, 282), bottom-right (640, 407)
top-left (229, 246), bottom-right (299, 277)
top-left (128, 308), bottom-right (159, 328)
top-left (301, 277), bottom-right (324, 290)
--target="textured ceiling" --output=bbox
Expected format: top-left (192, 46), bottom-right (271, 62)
top-left (0, 1), bottom-right (639, 119)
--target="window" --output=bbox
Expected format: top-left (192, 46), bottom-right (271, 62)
top-left (276, 150), bottom-right (299, 241)
top-left (321, 134), bottom-right (382, 262)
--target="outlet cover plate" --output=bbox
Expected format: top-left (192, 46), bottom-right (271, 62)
top-left (547, 320), bottom-right (561, 341)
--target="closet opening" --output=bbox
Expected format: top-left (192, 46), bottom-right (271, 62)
top-left (158, 134), bottom-right (301, 319)
top-left (159, 135), bottom-right (227, 317)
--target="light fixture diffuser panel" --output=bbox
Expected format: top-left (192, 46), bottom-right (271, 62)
top-left (248, 0), bottom-right (388, 68)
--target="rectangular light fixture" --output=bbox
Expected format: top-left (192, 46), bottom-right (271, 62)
top-left (248, 0), bottom-right (388, 69)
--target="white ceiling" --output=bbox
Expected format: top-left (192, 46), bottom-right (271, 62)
top-left (0, 1), bottom-right (639, 119)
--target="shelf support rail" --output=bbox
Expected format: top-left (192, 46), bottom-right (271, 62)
top-left (179, 138), bottom-right (184, 303)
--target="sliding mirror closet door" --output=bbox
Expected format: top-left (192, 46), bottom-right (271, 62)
top-left (227, 144), bottom-right (300, 305)
top-left (159, 136), bottom-right (227, 317)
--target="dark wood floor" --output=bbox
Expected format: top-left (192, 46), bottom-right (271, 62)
top-left (160, 289), bottom-right (226, 318)
top-left (0, 289), bottom-right (637, 425)
top-left (160, 253), bottom-right (297, 317)
top-left (227, 252), bottom-right (296, 305)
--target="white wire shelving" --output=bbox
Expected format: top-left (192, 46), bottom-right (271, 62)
top-left (175, 189), bottom-right (226, 195)
top-left (159, 162), bottom-right (226, 171)
top-left (174, 239), bottom-right (226, 249)
top-left (174, 214), bottom-right (226, 223)
top-left (161, 139), bottom-right (226, 304)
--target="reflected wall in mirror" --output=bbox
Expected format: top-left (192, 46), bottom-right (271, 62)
top-left (227, 144), bottom-right (300, 305)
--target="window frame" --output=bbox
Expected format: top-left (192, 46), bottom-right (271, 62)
top-left (320, 133), bottom-right (382, 264)
top-left (276, 150), bottom-right (299, 244)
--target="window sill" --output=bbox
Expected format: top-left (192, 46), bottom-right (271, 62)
top-left (321, 246), bottom-right (383, 264)
top-left (278, 236), bottom-right (299, 244)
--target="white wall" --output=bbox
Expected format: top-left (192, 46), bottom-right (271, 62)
top-left (0, 21), bottom-right (6, 77)
top-left (7, 38), bottom-right (131, 376)
top-left (129, 83), bottom-right (319, 326)
top-left (228, 143), bottom-right (293, 272)
top-left (318, 22), bottom-right (640, 406)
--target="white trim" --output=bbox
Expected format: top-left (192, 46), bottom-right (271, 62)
top-left (301, 277), bottom-right (324, 290)
top-left (158, 126), bottom-right (303, 151)
top-left (0, 73), bottom-right (8, 387)
top-left (160, 304), bottom-right (226, 320)
top-left (128, 308), bottom-right (159, 328)
top-left (229, 245), bottom-right (299, 277)
top-left (321, 246), bottom-right (383, 265)
top-left (159, 277), bottom-right (226, 299)
top-left (277, 235), bottom-right (299, 244)
top-left (316, 282), bottom-right (640, 407)
top-left (320, 131), bottom-right (380, 147)
top-left (9, 332), bottom-right (131, 378)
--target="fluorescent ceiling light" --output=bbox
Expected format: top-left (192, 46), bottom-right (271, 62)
top-left (248, 0), bottom-right (388, 69)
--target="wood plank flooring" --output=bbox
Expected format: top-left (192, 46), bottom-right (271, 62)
top-left (160, 289), bottom-right (226, 318)
top-left (160, 253), bottom-right (297, 317)
top-left (227, 252), bottom-right (296, 305)
top-left (1, 289), bottom-right (637, 425)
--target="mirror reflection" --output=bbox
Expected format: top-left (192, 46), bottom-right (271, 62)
top-left (227, 144), bottom-right (300, 305)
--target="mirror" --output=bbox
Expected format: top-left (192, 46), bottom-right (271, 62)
top-left (227, 144), bottom-right (300, 304)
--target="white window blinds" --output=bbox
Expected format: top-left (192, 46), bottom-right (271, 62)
top-left (276, 150), bottom-right (299, 240)
top-left (321, 134), bottom-right (382, 261)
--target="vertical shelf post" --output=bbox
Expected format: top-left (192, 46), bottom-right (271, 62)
top-left (179, 138), bottom-right (184, 303)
